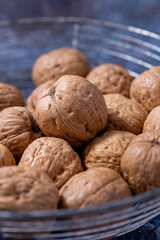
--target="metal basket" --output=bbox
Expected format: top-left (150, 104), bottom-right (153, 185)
top-left (0, 17), bottom-right (160, 240)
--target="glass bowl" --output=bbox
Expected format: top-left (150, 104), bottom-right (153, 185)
top-left (0, 17), bottom-right (160, 240)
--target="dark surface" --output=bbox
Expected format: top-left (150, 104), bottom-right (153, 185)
top-left (0, 1), bottom-right (160, 239)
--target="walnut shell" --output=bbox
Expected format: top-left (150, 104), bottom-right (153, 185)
top-left (104, 93), bottom-right (148, 134)
top-left (59, 167), bottom-right (132, 208)
top-left (36, 75), bottom-right (108, 148)
top-left (0, 166), bottom-right (59, 210)
top-left (26, 80), bottom-right (53, 119)
top-left (0, 82), bottom-right (24, 111)
top-left (87, 64), bottom-right (132, 97)
top-left (121, 131), bottom-right (160, 194)
top-left (143, 106), bottom-right (160, 134)
top-left (32, 48), bottom-right (91, 86)
top-left (0, 144), bottom-right (16, 167)
top-left (82, 130), bottom-right (135, 173)
top-left (0, 107), bottom-right (39, 160)
top-left (19, 137), bottom-right (83, 189)
top-left (130, 66), bottom-right (160, 112)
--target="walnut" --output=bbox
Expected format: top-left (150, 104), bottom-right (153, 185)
top-left (87, 64), bottom-right (132, 97)
top-left (82, 130), bottom-right (135, 174)
top-left (32, 48), bottom-right (91, 86)
top-left (26, 80), bottom-right (53, 118)
top-left (143, 106), bottom-right (160, 134)
top-left (0, 166), bottom-right (59, 210)
top-left (35, 75), bottom-right (108, 148)
top-left (59, 167), bottom-right (132, 208)
top-left (104, 93), bottom-right (148, 134)
top-left (130, 66), bottom-right (160, 112)
top-left (0, 144), bottom-right (16, 167)
top-left (19, 137), bottom-right (83, 189)
top-left (0, 82), bottom-right (24, 111)
top-left (121, 131), bottom-right (160, 194)
top-left (0, 107), bottom-right (40, 160)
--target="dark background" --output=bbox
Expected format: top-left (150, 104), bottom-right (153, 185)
top-left (0, 0), bottom-right (160, 239)
top-left (0, 0), bottom-right (160, 34)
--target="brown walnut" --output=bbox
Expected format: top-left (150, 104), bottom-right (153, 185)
top-left (121, 131), bottom-right (160, 194)
top-left (130, 66), bottom-right (160, 112)
top-left (143, 106), bottom-right (160, 134)
top-left (59, 167), bottom-right (132, 208)
top-left (104, 93), bottom-right (148, 134)
top-left (0, 144), bottom-right (16, 167)
top-left (19, 137), bottom-right (83, 189)
top-left (0, 166), bottom-right (59, 211)
top-left (87, 64), bottom-right (132, 97)
top-left (0, 82), bottom-right (24, 111)
top-left (26, 80), bottom-right (53, 118)
top-left (82, 130), bottom-right (135, 174)
top-left (32, 48), bottom-right (91, 86)
top-left (0, 107), bottom-right (40, 160)
top-left (35, 75), bottom-right (108, 148)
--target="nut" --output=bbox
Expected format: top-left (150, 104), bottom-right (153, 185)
top-left (0, 107), bottom-right (39, 160)
top-left (32, 48), bottom-right (91, 86)
top-left (0, 166), bottom-right (59, 210)
top-left (35, 75), bottom-right (108, 148)
top-left (26, 80), bottom-right (53, 118)
top-left (130, 66), bottom-right (160, 112)
top-left (0, 144), bottom-right (16, 167)
top-left (82, 130), bottom-right (135, 174)
top-left (0, 82), bottom-right (24, 111)
top-left (104, 93), bottom-right (148, 134)
top-left (59, 167), bottom-right (132, 208)
top-left (87, 64), bottom-right (132, 97)
top-left (121, 131), bottom-right (160, 194)
top-left (143, 106), bottom-right (160, 134)
top-left (19, 137), bottom-right (83, 189)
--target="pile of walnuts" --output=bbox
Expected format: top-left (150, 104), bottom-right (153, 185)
top-left (0, 47), bottom-right (160, 211)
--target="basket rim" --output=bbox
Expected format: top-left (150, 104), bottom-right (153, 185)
top-left (0, 16), bottom-right (160, 40)
top-left (0, 16), bottom-right (160, 219)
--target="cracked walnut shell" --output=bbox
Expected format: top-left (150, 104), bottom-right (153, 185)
top-left (0, 144), bottom-right (16, 167)
top-left (82, 130), bottom-right (135, 174)
top-left (32, 48), bottom-right (91, 86)
top-left (59, 167), bottom-right (132, 208)
top-left (104, 93), bottom-right (148, 134)
top-left (19, 137), bottom-right (83, 189)
top-left (0, 82), bottom-right (24, 111)
top-left (121, 131), bottom-right (160, 194)
top-left (0, 166), bottom-right (59, 211)
top-left (87, 64), bottom-right (132, 97)
top-left (130, 66), bottom-right (160, 112)
top-left (143, 106), bottom-right (160, 135)
top-left (35, 75), bottom-right (108, 148)
top-left (0, 107), bottom-right (40, 160)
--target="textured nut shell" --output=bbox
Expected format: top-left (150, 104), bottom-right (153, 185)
top-left (19, 137), bottom-right (83, 189)
top-left (87, 64), bottom-right (132, 97)
top-left (130, 66), bottom-right (160, 112)
top-left (121, 131), bottom-right (160, 194)
top-left (82, 131), bottom-right (135, 173)
top-left (0, 82), bottom-right (24, 111)
top-left (0, 107), bottom-right (39, 159)
top-left (0, 144), bottom-right (16, 167)
top-left (36, 75), bottom-right (108, 148)
top-left (104, 93), bottom-right (148, 134)
top-left (26, 80), bottom-right (53, 117)
top-left (0, 166), bottom-right (59, 211)
top-left (32, 48), bottom-right (91, 86)
top-left (143, 106), bottom-right (160, 134)
top-left (59, 167), bottom-right (132, 208)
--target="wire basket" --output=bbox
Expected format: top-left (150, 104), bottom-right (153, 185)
top-left (0, 17), bottom-right (160, 240)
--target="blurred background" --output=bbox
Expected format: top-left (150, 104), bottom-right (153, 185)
top-left (0, 0), bottom-right (160, 33)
